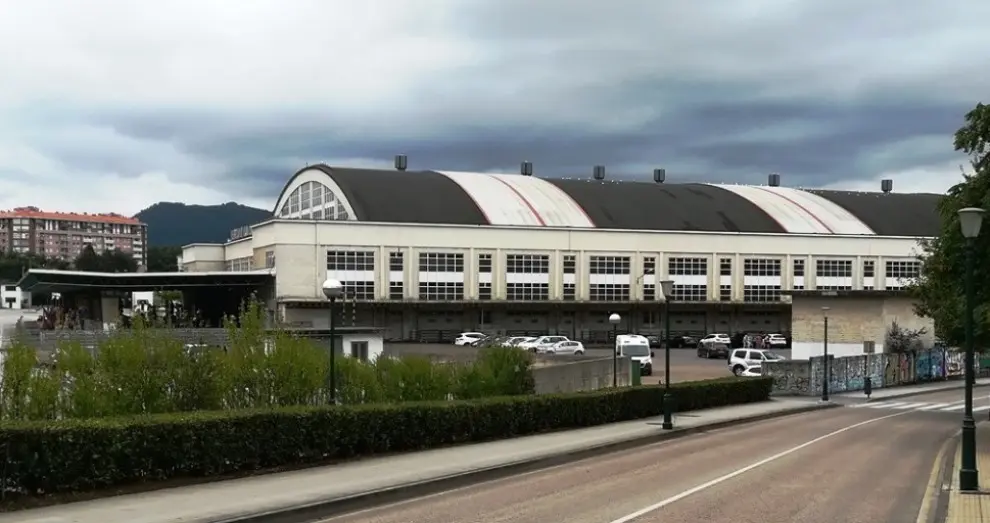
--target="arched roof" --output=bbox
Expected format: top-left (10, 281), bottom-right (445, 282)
top-left (272, 165), bottom-right (943, 237)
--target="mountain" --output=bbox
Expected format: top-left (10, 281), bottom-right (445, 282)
top-left (135, 202), bottom-right (272, 246)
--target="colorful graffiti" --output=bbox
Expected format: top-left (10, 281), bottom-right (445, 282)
top-left (765, 348), bottom-right (976, 396)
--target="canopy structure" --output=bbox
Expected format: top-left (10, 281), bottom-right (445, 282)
top-left (16, 269), bottom-right (274, 293)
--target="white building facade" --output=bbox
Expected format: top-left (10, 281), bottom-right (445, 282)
top-left (182, 164), bottom-right (940, 343)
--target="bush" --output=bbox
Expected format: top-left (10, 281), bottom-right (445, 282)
top-left (0, 376), bottom-right (772, 496)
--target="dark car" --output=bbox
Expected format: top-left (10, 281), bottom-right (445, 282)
top-left (697, 342), bottom-right (730, 359)
top-left (646, 335), bottom-right (662, 348)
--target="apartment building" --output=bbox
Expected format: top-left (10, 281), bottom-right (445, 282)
top-left (0, 207), bottom-right (147, 266)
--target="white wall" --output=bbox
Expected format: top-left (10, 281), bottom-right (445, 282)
top-left (0, 285), bottom-right (30, 309)
top-left (792, 342), bottom-right (868, 360)
top-left (341, 333), bottom-right (384, 362)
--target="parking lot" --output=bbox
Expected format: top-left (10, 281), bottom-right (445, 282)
top-left (384, 343), bottom-right (791, 384)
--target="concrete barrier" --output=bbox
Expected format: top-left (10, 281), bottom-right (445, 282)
top-left (532, 356), bottom-right (632, 394)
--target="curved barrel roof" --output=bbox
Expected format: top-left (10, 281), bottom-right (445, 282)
top-left (272, 165), bottom-right (943, 237)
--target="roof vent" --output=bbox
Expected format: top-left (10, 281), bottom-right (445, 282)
top-left (653, 168), bottom-right (666, 184)
top-left (593, 165), bottom-right (606, 181)
top-left (394, 155), bottom-right (408, 171)
top-left (520, 161), bottom-right (533, 176)
top-left (768, 173), bottom-right (781, 187)
top-left (881, 179), bottom-right (893, 193)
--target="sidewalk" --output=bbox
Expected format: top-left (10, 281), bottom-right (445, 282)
top-left (833, 377), bottom-right (990, 400)
top-left (4, 399), bottom-right (829, 523)
top-left (943, 426), bottom-right (990, 522)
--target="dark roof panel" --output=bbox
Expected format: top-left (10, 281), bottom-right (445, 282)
top-left (547, 179), bottom-right (787, 233)
top-left (285, 166), bottom-right (489, 226)
top-left (806, 190), bottom-right (943, 237)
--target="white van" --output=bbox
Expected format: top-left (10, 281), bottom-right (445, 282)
top-left (615, 334), bottom-right (654, 376)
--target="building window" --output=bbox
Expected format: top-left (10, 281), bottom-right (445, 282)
top-left (389, 282), bottom-right (403, 300)
top-left (643, 284), bottom-right (656, 301)
top-left (863, 260), bottom-right (875, 278)
top-left (886, 260), bottom-right (921, 289)
top-left (563, 255), bottom-right (576, 274)
top-left (389, 251), bottom-right (403, 271)
top-left (719, 258), bottom-right (732, 276)
top-left (668, 257), bottom-right (707, 276)
top-left (792, 259), bottom-right (805, 290)
top-left (341, 281), bottom-right (375, 300)
top-left (562, 283), bottom-right (576, 300)
top-left (793, 259), bottom-right (805, 277)
top-left (419, 252), bottom-right (464, 272)
top-left (743, 286), bottom-right (782, 302)
top-left (419, 282), bottom-right (464, 301)
top-left (506, 283), bottom-right (549, 301)
top-left (589, 255), bottom-right (631, 274)
top-left (816, 259), bottom-right (853, 277)
top-left (279, 181), bottom-right (348, 221)
top-left (643, 256), bottom-right (656, 275)
top-left (743, 258), bottom-right (782, 276)
top-left (505, 254), bottom-right (549, 273)
top-left (265, 250), bottom-right (275, 268)
top-left (349, 341), bottom-right (369, 362)
top-left (670, 285), bottom-right (707, 302)
top-left (589, 284), bottom-right (630, 301)
top-left (326, 250), bottom-right (375, 271)
top-left (720, 285), bottom-right (732, 301)
top-left (478, 254), bottom-right (492, 273)
top-left (478, 282), bottom-right (492, 300)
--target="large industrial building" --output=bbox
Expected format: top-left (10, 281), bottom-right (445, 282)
top-left (180, 161), bottom-right (942, 342)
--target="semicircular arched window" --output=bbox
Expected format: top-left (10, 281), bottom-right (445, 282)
top-left (277, 181), bottom-right (349, 221)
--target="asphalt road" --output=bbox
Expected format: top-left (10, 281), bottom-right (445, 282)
top-left (320, 391), bottom-right (955, 523)
top-left (385, 343), bottom-right (787, 383)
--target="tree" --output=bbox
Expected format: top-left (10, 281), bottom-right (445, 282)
top-left (913, 103), bottom-right (990, 346)
top-left (74, 245), bottom-right (102, 272)
top-left (0, 252), bottom-right (69, 282)
top-left (147, 245), bottom-right (182, 272)
top-left (73, 246), bottom-right (138, 273)
top-left (885, 320), bottom-right (927, 353)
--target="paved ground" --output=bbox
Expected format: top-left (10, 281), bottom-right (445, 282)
top-left (385, 343), bottom-right (786, 383)
top-left (836, 387), bottom-right (990, 418)
top-left (322, 395), bottom-right (952, 523)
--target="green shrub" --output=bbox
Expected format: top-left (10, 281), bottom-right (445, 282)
top-left (0, 376), bottom-right (772, 496)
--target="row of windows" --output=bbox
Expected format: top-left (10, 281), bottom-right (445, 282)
top-left (419, 282), bottom-right (464, 301)
top-left (743, 259), bottom-right (782, 277)
top-left (279, 182), bottom-right (350, 220)
top-left (327, 250), bottom-right (375, 271)
top-left (589, 256), bottom-right (631, 275)
top-left (506, 283), bottom-right (550, 301)
top-left (669, 257), bottom-right (707, 276)
top-left (589, 284), bottom-right (631, 301)
top-left (506, 254), bottom-right (550, 273)
top-left (419, 252), bottom-right (465, 273)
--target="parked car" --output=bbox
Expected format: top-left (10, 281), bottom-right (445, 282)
top-left (616, 334), bottom-right (654, 376)
top-left (728, 348), bottom-right (786, 375)
top-left (518, 335), bottom-right (570, 352)
top-left (646, 335), bottom-right (662, 348)
top-left (766, 333), bottom-right (789, 348)
top-left (454, 332), bottom-right (486, 346)
top-left (545, 340), bottom-right (586, 355)
top-left (506, 336), bottom-right (536, 347)
top-left (739, 364), bottom-right (763, 377)
top-left (697, 342), bottom-right (730, 359)
top-left (700, 333), bottom-right (731, 346)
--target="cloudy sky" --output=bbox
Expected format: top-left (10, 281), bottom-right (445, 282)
top-left (1, 0), bottom-right (987, 216)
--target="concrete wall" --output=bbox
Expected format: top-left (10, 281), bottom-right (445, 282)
top-left (765, 348), bottom-right (974, 396)
top-left (532, 356), bottom-right (632, 394)
top-left (791, 295), bottom-right (934, 359)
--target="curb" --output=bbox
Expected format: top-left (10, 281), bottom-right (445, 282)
top-left (836, 381), bottom-right (990, 403)
top-left (217, 402), bottom-right (840, 523)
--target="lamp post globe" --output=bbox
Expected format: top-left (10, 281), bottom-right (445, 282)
top-left (609, 313), bottom-right (621, 324)
top-left (322, 278), bottom-right (344, 300)
top-left (958, 207), bottom-right (986, 239)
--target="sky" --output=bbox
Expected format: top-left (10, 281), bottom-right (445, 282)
top-left (1, 0), bottom-right (988, 216)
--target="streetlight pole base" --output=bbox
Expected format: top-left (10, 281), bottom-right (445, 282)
top-left (661, 392), bottom-right (674, 430)
top-left (960, 416), bottom-right (980, 491)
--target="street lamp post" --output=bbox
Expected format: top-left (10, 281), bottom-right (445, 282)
top-left (821, 306), bottom-right (830, 403)
top-left (958, 207), bottom-right (985, 492)
top-left (660, 280), bottom-right (675, 430)
top-left (609, 313), bottom-right (621, 387)
top-left (322, 278), bottom-right (344, 404)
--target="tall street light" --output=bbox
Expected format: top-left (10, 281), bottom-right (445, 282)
top-left (958, 206), bottom-right (985, 491)
top-left (609, 312), bottom-right (621, 387)
top-left (322, 278), bottom-right (344, 404)
top-left (821, 306), bottom-right (830, 403)
top-left (660, 279), bottom-right (675, 430)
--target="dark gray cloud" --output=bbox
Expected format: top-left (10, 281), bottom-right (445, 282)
top-left (1, 0), bottom-right (988, 213)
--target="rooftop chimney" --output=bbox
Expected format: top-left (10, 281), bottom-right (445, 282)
top-left (768, 173), bottom-right (781, 187)
top-left (593, 165), bottom-right (606, 181)
top-left (520, 161), bottom-right (533, 176)
top-left (881, 179), bottom-right (893, 193)
top-left (394, 154), bottom-right (408, 171)
top-left (654, 168), bottom-right (666, 184)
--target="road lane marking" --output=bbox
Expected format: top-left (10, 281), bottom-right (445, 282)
top-left (607, 410), bottom-right (912, 523)
top-left (852, 401), bottom-right (896, 408)
top-left (917, 403), bottom-right (954, 411)
top-left (892, 402), bottom-right (930, 410)
top-left (915, 428), bottom-right (959, 523)
top-left (941, 404), bottom-right (967, 412)
top-left (869, 401), bottom-right (908, 409)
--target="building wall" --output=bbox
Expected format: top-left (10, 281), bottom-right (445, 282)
top-left (182, 220), bottom-right (926, 305)
top-left (0, 285), bottom-right (30, 309)
top-left (0, 211), bottom-right (147, 266)
top-left (791, 295), bottom-right (934, 359)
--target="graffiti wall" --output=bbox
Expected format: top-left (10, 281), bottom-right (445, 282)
top-left (766, 348), bottom-right (976, 396)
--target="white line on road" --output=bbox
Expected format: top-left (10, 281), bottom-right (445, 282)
top-left (852, 401), bottom-right (896, 408)
top-left (941, 404), bottom-right (967, 412)
top-left (606, 410), bottom-right (912, 523)
top-left (892, 402), bottom-right (930, 410)
top-left (917, 403), bottom-right (954, 410)
top-left (869, 401), bottom-right (909, 409)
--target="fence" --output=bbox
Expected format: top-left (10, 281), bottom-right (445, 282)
top-left (765, 349), bottom-right (987, 396)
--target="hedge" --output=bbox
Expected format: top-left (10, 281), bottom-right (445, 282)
top-left (0, 376), bottom-right (771, 497)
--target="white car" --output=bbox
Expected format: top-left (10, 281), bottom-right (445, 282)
top-left (545, 340), bottom-right (586, 355)
top-left (518, 335), bottom-right (570, 352)
top-left (739, 364), bottom-right (763, 377)
top-left (506, 336), bottom-right (535, 347)
top-left (729, 348), bottom-right (786, 376)
top-left (453, 332), bottom-right (486, 346)
top-left (766, 333), bottom-right (789, 347)
top-left (700, 333), bottom-right (731, 346)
